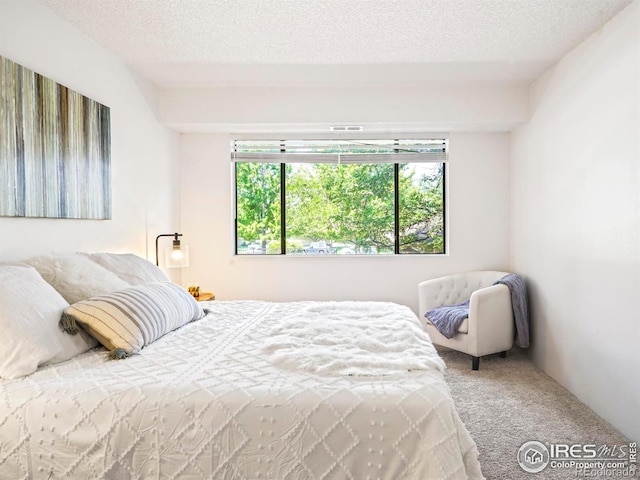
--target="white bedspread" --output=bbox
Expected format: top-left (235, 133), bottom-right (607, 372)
top-left (0, 300), bottom-right (483, 480)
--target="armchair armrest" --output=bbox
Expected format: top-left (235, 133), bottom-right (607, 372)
top-left (467, 284), bottom-right (514, 356)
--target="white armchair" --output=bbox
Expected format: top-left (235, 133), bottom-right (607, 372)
top-left (418, 271), bottom-right (514, 370)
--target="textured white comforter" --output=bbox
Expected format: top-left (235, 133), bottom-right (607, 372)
top-left (0, 300), bottom-right (483, 480)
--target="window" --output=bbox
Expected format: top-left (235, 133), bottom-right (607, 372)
top-left (233, 138), bottom-right (447, 255)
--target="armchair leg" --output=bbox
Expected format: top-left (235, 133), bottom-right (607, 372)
top-left (499, 351), bottom-right (507, 358)
top-left (472, 356), bottom-right (480, 370)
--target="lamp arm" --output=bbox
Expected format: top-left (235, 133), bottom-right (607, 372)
top-left (155, 233), bottom-right (182, 266)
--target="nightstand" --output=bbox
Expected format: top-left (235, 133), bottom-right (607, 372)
top-left (195, 292), bottom-right (215, 302)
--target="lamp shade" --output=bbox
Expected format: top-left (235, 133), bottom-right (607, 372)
top-left (155, 233), bottom-right (189, 268)
top-left (164, 244), bottom-right (189, 268)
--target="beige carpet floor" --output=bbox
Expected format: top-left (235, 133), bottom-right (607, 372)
top-left (440, 348), bottom-right (638, 480)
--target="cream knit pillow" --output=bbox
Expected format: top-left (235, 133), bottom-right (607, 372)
top-left (85, 252), bottom-right (169, 285)
top-left (26, 253), bottom-right (130, 304)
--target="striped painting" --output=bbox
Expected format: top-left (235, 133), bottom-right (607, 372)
top-left (0, 56), bottom-right (111, 219)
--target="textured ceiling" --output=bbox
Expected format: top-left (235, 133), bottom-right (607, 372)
top-left (38, 0), bottom-right (634, 87)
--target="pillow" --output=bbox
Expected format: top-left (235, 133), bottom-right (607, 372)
top-left (61, 282), bottom-right (205, 358)
top-left (84, 252), bottom-right (169, 285)
top-left (25, 253), bottom-right (130, 304)
top-left (0, 264), bottom-right (98, 379)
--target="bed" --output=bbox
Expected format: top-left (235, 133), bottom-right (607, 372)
top-left (0, 254), bottom-right (483, 480)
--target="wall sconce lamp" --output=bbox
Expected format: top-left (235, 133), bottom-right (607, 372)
top-left (155, 233), bottom-right (190, 268)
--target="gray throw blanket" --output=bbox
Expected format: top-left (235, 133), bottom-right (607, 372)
top-left (495, 273), bottom-right (530, 348)
top-left (425, 299), bottom-right (470, 339)
top-left (425, 273), bottom-right (530, 347)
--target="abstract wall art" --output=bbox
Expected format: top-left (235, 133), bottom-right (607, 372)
top-left (0, 55), bottom-right (111, 219)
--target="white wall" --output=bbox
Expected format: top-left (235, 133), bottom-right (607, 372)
top-left (0, 1), bottom-right (180, 275)
top-left (511, 1), bottom-right (640, 441)
top-left (180, 132), bottom-right (511, 314)
top-left (159, 84), bottom-right (528, 133)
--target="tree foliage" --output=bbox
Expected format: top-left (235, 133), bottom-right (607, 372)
top-left (236, 161), bottom-right (444, 254)
top-left (399, 163), bottom-right (444, 253)
top-left (236, 163), bottom-right (280, 245)
top-left (286, 163), bottom-right (394, 251)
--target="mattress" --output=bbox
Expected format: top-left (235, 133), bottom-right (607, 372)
top-left (0, 300), bottom-right (483, 480)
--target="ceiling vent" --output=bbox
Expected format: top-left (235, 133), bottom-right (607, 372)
top-left (330, 125), bottom-right (363, 132)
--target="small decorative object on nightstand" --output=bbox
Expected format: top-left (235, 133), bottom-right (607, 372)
top-left (187, 283), bottom-right (200, 297)
top-left (195, 292), bottom-right (215, 302)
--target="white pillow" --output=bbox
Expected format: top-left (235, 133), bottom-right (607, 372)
top-left (25, 253), bottom-right (130, 304)
top-left (0, 264), bottom-right (98, 379)
top-left (61, 282), bottom-right (205, 358)
top-left (85, 252), bottom-right (169, 285)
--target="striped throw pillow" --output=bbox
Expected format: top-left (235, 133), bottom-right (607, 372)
top-left (60, 282), bottom-right (205, 358)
